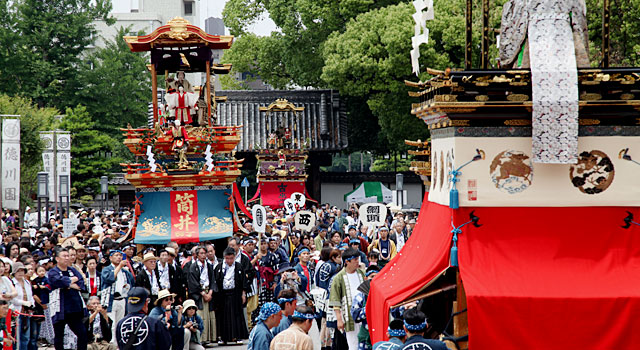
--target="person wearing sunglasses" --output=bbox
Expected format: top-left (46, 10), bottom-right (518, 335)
top-left (149, 289), bottom-right (187, 350)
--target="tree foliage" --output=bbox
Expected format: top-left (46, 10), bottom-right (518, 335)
top-left (58, 106), bottom-right (121, 197)
top-left (74, 26), bottom-right (150, 137)
top-left (0, 0), bottom-right (113, 108)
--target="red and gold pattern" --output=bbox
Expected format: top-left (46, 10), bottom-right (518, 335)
top-left (122, 126), bottom-right (241, 156)
top-left (170, 190), bottom-right (199, 241)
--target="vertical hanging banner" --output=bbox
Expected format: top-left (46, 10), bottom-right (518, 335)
top-left (1, 118), bottom-right (20, 210)
top-left (56, 132), bottom-right (71, 201)
top-left (40, 132), bottom-right (55, 198)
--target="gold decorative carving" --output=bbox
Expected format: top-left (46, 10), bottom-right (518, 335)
top-left (475, 95), bottom-right (489, 102)
top-left (580, 93), bottom-right (602, 101)
top-left (620, 93), bottom-right (635, 100)
top-left (435, 95), bottom-right (458, 102)
top-left (166, 17), bottom-right (191, 40)
top-left (507, 94), bottom-right (529, 102)
top-left (579, 119), bottom-right (600, 126)
top-left (504, 119), bottom-right (531, 126)
top-left (451, 120), bottom-right (470, 126)
top-left (259, 99), bottom-right (305, 114)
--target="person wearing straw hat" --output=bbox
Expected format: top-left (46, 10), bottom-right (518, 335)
top-left (135, 252), bottom-right (161, 306)
top-left (181, 299), bottom-right (205, 350)
top-left (269, 305), bottom-right (315, 350)
top-left (247, 302), bottom-right (282, 350)
top-left (115, 287), bottom-right (171, 350)
top-left (149, 289), bottom-right (186, 350)
top-left (100, 249), bottom-right (134, 342)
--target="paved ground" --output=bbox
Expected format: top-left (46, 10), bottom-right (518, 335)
top-left (38, 341), bottom-right (248, 350)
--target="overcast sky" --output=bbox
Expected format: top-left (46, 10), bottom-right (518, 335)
top-left (201, 0), bottom-right (277, 36)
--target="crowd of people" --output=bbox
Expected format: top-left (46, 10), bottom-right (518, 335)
top-left (0, 202), bottom-right (448, 350)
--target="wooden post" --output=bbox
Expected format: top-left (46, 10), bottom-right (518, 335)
top-left (481, 0), bottom-right (490, 69)
top-left (151, 63), bottom-right (158, 125)
top-left (602, 0), bottom-right (610, 68)
top-left (454, 270), bottom-right (469, 349)
top-left (206, 60), bottom-right (212, 127)
top-left (465, 0), bottom-right (473, 70)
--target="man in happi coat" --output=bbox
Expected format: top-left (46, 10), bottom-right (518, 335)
top-left (213, 247), bottom-right (249, 344)
top-left (247, 302), bottom-right (282, 350)
top-left (329, 248), bottom-right (365, 350)
top-left (187, 246), bottom-right (217, 345)
top-left (48, 247), bottom-right (89, 350)
top-left (100, 250), bottom-right (134, 342)
top-left (269, 305), bottom-right (315, 350)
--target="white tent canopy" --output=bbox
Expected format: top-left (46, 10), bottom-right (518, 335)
top-left (344, 181), bottom-right (393, 204)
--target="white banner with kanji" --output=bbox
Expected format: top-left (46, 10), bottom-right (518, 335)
top-left (2, 118), bottom-right (20, 210)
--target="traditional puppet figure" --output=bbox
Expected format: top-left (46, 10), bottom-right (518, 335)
top-left (166, 85), bottom-right (198, 125)
top-left (499, 0), bottom-right (588, 164)
top-left (166, 119), bottom-right (190, 169)
top-left (499, 0), bottom-right (589, 69)
top-left (283, 127), bottom-right (292, 148)
top-left (196, 76), bottom-right (218, 126)
top-left (278, 150), bottom-right (286, 168)
top-left (267, 132), bottom-right (278, 149)
top-left (155, 103), bottom-right (167, 138)
top-left (167, 70), bottom-right (194, 93)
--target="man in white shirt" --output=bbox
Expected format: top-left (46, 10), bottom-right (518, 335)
top-left (187, 246), bottom-right (216, 345)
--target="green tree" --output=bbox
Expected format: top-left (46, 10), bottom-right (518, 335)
top-left (0, 95), bottom-right (57, 209)
top-left (370, 154), bottom-right (412, 172)
top-left (322, 3), bottom-right (433, 150)
top-left (222, 0), bottom-right (407, 88)
top-left (58, 106), bottom-right (121, 198)
top-left (0, 0), bottom-right (113, 108)
top-left (586, 0), bottom-right (640, 66)
top-left (73, 26), bottom-right (151, 138)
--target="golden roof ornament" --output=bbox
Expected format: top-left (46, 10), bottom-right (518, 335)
top-left (166, 17), bottom-right (191, 40)
top-left (259, 99), bottom-right (305, 114)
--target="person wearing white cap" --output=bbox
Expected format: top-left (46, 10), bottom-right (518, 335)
top-left (181, 299), bottom-right (205, 350)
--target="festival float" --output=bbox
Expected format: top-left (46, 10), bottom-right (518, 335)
top-left (120, 18), bottom-right (244, 244)
top-left (368, 2), bottom-right (640, 350)
top-left (246, 99), bottom-right (314, 209)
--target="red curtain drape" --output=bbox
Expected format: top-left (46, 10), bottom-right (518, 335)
top-left (367, 194), bottom-right (452, 343)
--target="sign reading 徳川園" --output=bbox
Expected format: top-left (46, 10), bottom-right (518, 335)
top-left (134, 188), bottom-right (233, 244)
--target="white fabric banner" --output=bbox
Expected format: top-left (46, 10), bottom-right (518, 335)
top-left (2, 118), bottom-right (20, 210)
top-left (40, 132), bottom-right (55, 198)
top-left (56, 133), bottom-right (71, 200)
top-left (528, 5), bottom-right (579, 164)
